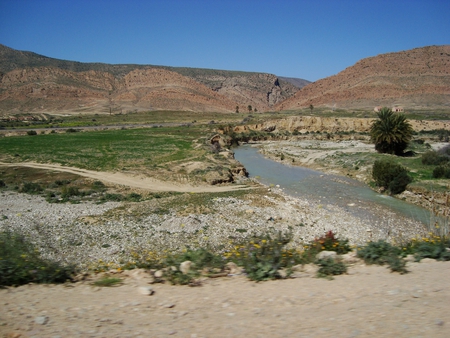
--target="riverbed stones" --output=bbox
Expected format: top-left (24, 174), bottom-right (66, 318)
top-left (180, 261), bottom-right (192, 274)
top-left (316, 251), bottom-right (337, 260)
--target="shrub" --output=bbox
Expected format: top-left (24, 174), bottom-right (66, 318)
top-left (372, 159), bottom-right (412, 194)
top-left (410, 237), bottom-right (450, 261)
top-left (163, 248), bottom-right (225, 285)
top-left (0, 230), bottom-right (75, 286)
top-left (308, 230), bottom-right (351, 255)
top-left (126, 192), bottom-right (142, 202)
top-left (227, 231), bottom-right (295, 281)
top-left (0, 179), bottom-right (6, 188)
top-left (61, 186), bottom-right (81, 198)
top-left (19, 182), bottom-right (43, 194)
top-left (66, 128), bottom-right (78, 133)
top-left (432, 165), bottom-right (450, 179)
top-left (356, 240), bottom-right (408, 274)
top-left (316, 258), bottom-right (347, 279)
top-left (26, 130), bottom-right (37, 136)
top-left (421, 150), bottom-right (449, 165)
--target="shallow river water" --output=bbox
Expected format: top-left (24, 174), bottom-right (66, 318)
top-left (234, 144), bottom-right (431, 226)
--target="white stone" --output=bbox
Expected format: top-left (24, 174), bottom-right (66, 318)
top-left (180, 261), bottom-right (192, 274)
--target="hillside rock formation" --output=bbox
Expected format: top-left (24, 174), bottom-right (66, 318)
top-left (0, 44), bottom-right (305, 115)
top-left (227, 116), bottom-right (450, 134)
top-left (276, 45), bottom-right (450, 110)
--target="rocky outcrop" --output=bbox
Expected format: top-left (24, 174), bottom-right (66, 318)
top-left (230, 116), bottom-right (450, 134)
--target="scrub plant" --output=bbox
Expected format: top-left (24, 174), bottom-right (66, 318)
top-left (356, 240), bottom-right (408, 274)
top-left (0, 230), bottom-right (76, 286)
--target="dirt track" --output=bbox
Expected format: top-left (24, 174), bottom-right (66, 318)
top-left (1, 260), bottom-right (449, 338)
top-left (0, 161), bottom-right (250, 193)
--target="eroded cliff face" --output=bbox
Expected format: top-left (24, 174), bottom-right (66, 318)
top-left (190, 73), bottom-right (299, 112)
top-left (0, 66), bottom-right (238, 114)
top-left (0, 44), bottom-right (305, 115)
top-left (228, 116), bottom-right (450, 134)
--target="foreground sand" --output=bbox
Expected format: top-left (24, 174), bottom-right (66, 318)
top-left (1, 259), bottom-right (449, 338)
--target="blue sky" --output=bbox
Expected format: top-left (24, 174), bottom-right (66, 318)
top-left (1, 0), bottom-right (449, 82)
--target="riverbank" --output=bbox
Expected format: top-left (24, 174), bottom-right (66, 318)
top-left (0, 180), bottom-right (427, 270)
top-left (245, 138), bottom-right (449, 218)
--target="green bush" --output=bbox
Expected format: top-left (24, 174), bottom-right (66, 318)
top-left (126, 192), bottom-right (142, 202)
top-left (432, 165), bottom-right (450, 179)
top-left (19, 182), bottom-right (43, 194)
top-left (61, 186), bottom-right (81, 198)
top-left (372, 159), bottom-right (412, 194)
top-left (412, 238), bottom-right (450, 261)
top-left (228, 231), bottom-right (294, 281)
top-left (316, 258), bottom-right (347, 279)
top-left (422, 150), bottom-right (449, 165)
top-left (0, 230), bottom-right (75, 286)
top-left (357, 240), bottom-right (408, 274)
top-left (163, 248), bottom-right (225, 285)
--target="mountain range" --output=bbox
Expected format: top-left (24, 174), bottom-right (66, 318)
top-left (0, 44), bottom-right (449, 115)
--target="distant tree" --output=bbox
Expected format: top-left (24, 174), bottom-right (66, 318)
top-left (254, 108), bottom-right (258, 113)
top-left (248, 105), bottom-right (252, 113)
top-left (309, 104), bottom-right (314, 113)
top-left (370, 107), bottom-right (413, 155)
top-left (235, 106), bottom-right (239, 114)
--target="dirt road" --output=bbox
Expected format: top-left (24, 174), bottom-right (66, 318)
top-left (0, 161), bottom-right (250, 193)
top-left (1, 260), bottom-right (449, 338)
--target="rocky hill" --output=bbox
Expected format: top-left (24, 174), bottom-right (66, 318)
top-left (0, 44), bottom-right (305, 115)
top-left (275, 45), bottom-right (450, 111)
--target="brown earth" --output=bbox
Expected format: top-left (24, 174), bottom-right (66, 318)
top-left (276, 45), bottom-right (450, 110)
top-left (0, 161), bottom-right (251, 193)
top-left (1, 260), bottom-right (449, 338)
top-left (0, 45), bottom-right (302, 115)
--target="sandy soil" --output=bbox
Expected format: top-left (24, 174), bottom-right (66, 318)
top-left (1, 260), bottom-right (449, 338)
top-left (0, 162), bottom-right (250, 193)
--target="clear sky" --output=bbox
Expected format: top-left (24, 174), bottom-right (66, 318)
top-left (1, 0), bottom-right (449, 82)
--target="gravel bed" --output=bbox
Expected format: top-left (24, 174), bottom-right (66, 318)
top-left (0, 189), bottom-right (427, 269)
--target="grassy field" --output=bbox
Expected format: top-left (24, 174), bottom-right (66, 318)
top-left (0, 125), bottom-right (210, 170)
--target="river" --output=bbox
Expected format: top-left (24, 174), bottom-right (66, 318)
top-left (234, 144), bottom-right (431, 226)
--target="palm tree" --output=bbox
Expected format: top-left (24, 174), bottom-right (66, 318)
top-left (370, 107), bottom-right (413, 155)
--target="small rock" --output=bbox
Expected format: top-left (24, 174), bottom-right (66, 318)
top-left (179, 261), bottom-right (192, 274)
top-left (404, 254), bottom-right (415, 262)
top-left (35, 316), bottom-right (49, 325)
top-left (138, 286), bottom-right (154, 296)
top-left (341, 252), bottom-right (360, 264)
top-left (277, 269), bottom-right (288, 279)
top-left (225, 262), bottom-right (243, 275)
top-left (435, 319), bottom-right (444, 326)
top-left (245, 209), bottom-right (255, 214)
top-left (154, 270), bottom-right (164, 278)
top-left (316, 251), bottom-right (337, 260)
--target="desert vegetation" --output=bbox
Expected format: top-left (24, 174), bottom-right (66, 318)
top-left (1, 108), bottom-right (449, 288)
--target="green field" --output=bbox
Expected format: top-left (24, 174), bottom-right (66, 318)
top-left (0, 125), bottom-right (211, 171)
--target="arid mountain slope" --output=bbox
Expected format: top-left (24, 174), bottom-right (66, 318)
top-left (0, 44), bottom-right (306, 115)
top-left (276, 45), bottom-right (450, 111)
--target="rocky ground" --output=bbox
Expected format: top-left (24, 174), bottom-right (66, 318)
top-left (1, 138), bottom-right (448, 338)
top-left (0, 185), bottom-right (426, 270)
